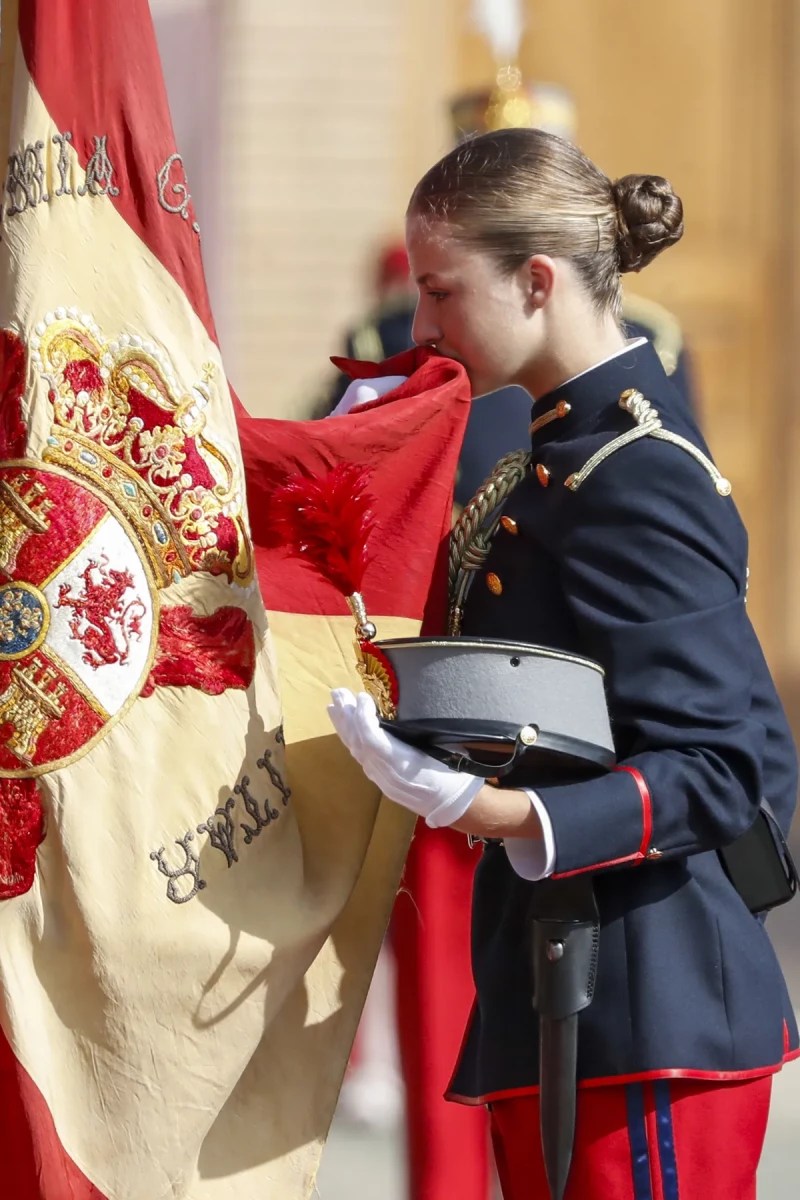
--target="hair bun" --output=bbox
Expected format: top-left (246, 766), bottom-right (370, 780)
top-left (612, 174), bottom-right (684, 273)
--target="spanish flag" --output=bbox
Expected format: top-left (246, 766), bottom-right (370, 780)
top-left (0, 3), bottom-right (470, 1198)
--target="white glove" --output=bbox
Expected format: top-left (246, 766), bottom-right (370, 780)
top-left (328, 689), bottom-right (484, 827)
top-left (328, 374), bottom-right (408, 417)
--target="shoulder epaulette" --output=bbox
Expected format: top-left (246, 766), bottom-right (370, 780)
top-left (621, 293), bottom-right (684, 377)
top-left (350, 319), bottom-right (384, 363)
top-left (565, 389), bottom-right (731, 496)
top-left (350, 295), bottom-right (415, 362)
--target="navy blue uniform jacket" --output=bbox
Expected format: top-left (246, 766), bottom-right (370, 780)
top-left (448, 341), bottom-right (799, 1103)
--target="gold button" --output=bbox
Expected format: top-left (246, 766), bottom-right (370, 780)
top-left (536, 464), bottom-right (551, 487)
top-left (500, 516), bottom-right (519, 535)
top-left (556, 401), bottom-right (571, 418)
top-left (646, 848), bottom-right (663, 860)
top-left (486, 572), bottom-right (503, 596)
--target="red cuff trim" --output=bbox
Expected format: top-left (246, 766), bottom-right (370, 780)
top-left (616, 765), bottom-right (652, 857)
top-left (445, 1053), bottom-right (796, 1106)
top-left (551, 853), bottom-right (642, 880)
top-left (550, 766), bottom-right (653, 880)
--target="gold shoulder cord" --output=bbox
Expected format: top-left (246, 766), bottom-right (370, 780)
top-left (448, 449), bottom-right (531, 634)
top-left (565, 390), bottom-right (732, 496)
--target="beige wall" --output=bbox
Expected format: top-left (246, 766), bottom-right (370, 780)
top-left (217, 0), bottom-right (456, 421)
top-left (777, 1), bottom-right (800, 678)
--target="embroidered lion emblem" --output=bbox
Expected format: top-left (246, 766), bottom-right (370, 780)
top-left (57, 555), bottom-right (147, 669)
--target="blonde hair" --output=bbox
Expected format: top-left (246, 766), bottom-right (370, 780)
top-left (408, 128), bottom-right (683, 316)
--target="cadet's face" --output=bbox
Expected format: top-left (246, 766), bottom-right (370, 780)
top-left (406, 216), bottom-right (535, 397)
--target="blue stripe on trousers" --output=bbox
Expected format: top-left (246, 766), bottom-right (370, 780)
top-left (653, 1080), bottom-right (680, 1200)
top-left (625, 1083), bottom-right (653, 1200)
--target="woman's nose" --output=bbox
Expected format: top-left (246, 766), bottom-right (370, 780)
top-left (411, 301), bottom-right (441, 348)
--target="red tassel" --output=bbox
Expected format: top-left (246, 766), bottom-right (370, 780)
top-left (270, 462), bottom-right (376, 597)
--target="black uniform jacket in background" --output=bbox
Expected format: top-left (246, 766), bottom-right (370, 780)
top-left (448, 340), bottom-right (800, 1103)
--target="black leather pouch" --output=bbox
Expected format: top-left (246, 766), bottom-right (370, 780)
top-left (718, 801), bottom-right (798, 914)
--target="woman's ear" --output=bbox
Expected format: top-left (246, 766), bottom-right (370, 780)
top-left (524, 255), bottom-right (556, 309)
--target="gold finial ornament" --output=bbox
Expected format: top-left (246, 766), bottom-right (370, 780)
top-left (486, 66), bottom-right (535, 131)
top-left (453, 3), bottom-right (577, 143)
top-left (346, 592), bottom-right (398, 720)
top-left (346, 592), bottom-right (377, 643)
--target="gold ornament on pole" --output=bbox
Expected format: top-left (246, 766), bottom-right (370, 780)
top-left (453, 1), bottom-right (577, 143)
top-left (485, 64), bottom-right (535, 130)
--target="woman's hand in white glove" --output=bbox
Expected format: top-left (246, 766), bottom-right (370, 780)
top-left (327, 689), bottom-right (484, 828)
top-left (327, 375), bottom-right (408, 417)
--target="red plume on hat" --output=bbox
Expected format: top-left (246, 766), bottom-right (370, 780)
top-left (270, 460), bottom-right (376, 601)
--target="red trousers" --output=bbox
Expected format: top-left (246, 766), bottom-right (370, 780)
top-left (490, 1076), bottom-right (773, 1200)
top-left (392, 824), bottom-right (490, 1200)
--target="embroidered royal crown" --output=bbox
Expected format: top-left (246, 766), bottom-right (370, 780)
top-left (30, 310), bottom-right (253, 589)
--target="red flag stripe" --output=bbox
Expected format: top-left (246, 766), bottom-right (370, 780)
top-left (0, 1026), bottom-right (108, 1199)
top-left (242, 350), bottom-right (470, 619)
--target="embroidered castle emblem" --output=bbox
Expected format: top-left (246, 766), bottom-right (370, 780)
top-left (0, 462), bottom-right (158, 776)
top-left (0, 660), bottom-right (66, 767)
top-left (0, 474), bottom-right (54, 577)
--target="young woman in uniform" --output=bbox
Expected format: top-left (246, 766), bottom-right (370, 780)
top-left (329, 127), bottom-right (799, 1199)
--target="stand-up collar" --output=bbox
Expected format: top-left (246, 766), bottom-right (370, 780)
top-left (529, 339), bottom-right (669, 449)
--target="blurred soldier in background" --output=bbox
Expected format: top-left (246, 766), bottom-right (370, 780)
top-left (326, 245), bottom-right (418, 413)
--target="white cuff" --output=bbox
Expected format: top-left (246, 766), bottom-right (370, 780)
top-left (503, 789), bottom-right (557, 881)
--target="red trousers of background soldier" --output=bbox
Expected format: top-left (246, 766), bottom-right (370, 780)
top-left (392, 825), bottom-right (491, 1200)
